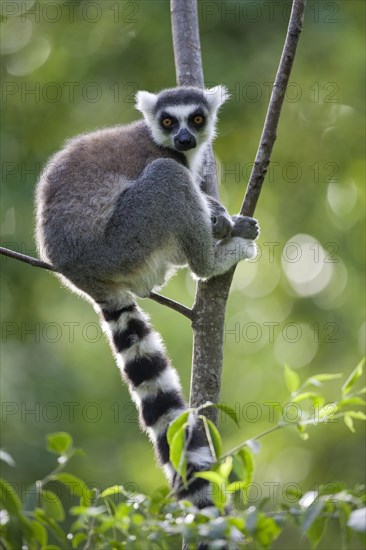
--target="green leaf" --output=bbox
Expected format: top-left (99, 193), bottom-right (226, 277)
top-left (342, 358), bottom-right (365, 396)
top-left (169, 425), bottom-right (187, 481)
top-left (339, 397), bottom-right (366, 407)
top-left (254, 513), bottom-right (282, 548)
top-left (217, 456), bottom-right (232, 481)
top-left (284, 364), bottom-right (300, 394)
top-left (302, 501), bottom-right (325, 532)
top-left (306, 515), bottom-right (328, 549)
top-left (211, 482), bottom-right (227, 512)
top-left (307, 373), bottom-right (342, 385)
top-left (20, 515), bottom-right (34, 543)
top-left (71, 532), bottom-right (87, 548)
top-left (196, 471), bottom-right (226, 511)
top-left (344, 414), bottom-right (355, 433)
top-left (100, 485), bottom-right (125, 499)
top-left (318, 402), bottom-right (338, 420)
top-left (208, 403), bottom-right (240, 427)
top-left (238, 448), bottom-right (255, 485)
top-left (70, 505), bottom-right (106, 517)
top-left (195, 471), bottom-right (224, 486)
top-left (40, 489), bottom-right (65, 521)
top-left (51, 473), bottom-right (92, 505)
top-left (46, 432), bottom-right (73, 455)
top-left (344, 411), bottom-right (366, 420)
top-left (232, 453), bottom-right (245, 481)
top-left (0, 450), bottom-right (15, 467)
top-left (166, 411), bottom-right (189, 447)
top-left (31, 520), bottom-right (48, 546)
top-left (292, 392), bottom-right (321, 403)
top-left (149, 486), bottom-right (170, 514)
top-left (227, 480), bottom-right (250, 493)
top-left (0, 478), bottom-right (21, 516)
top-left (228, 516), bottom-right (245, 532)
top-left (34, 508), bottom-right (68, 545)
top-left (230, 448), bottom-right (254, 501)
top-left (311, 395), bottom-right (325, 409)
top-left (201, 416), bottom-right (222, 460)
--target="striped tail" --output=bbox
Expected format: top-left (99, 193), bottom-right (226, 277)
top-left (100, 298), bottom-right (213, 507)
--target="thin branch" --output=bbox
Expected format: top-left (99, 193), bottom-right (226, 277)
top-left (219, 424), bottom-right (284, 462)
top-left (0, 246), bottom-right (192, 319)
top-left (241, 0), bottom-right (307, 217)
top-left (0, 246), bottom-right (54, 271)
top-left (149, 292), bottom-right (193, 320)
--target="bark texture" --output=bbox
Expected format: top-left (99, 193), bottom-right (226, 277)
top-left (171, 0), bottom-right (226, 424)
top-left (170, 0), bottom-right (307, 426)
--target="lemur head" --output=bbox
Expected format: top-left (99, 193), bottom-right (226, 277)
top-left (135, 85), bottom-right (229, 154)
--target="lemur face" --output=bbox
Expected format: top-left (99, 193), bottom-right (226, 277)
top-left (135, 86), bottom-right (229, 154)
top-left (156, 103), bottom-right (208, 152)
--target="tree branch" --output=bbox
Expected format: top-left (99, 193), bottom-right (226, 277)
top-left (0, 246), bottom-right (54, 271)
top-left (171, 0), bottom-right (225, 425)
top-left (149, 292), bottom-right (193, 320)
top-left (0, 246), bottom-right (192, 319)
top-left (170, 0), bottom-right (218, 199)
top-left (241, 0), bottom-right (307, 217)
top-left (171, 0), bottom-right (307, 426)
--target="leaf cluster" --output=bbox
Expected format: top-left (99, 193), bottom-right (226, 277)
top-left (0, 362), bottom-right (365, 549)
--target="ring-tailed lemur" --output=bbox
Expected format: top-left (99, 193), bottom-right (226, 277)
top-left (35, 86), bottom-right (259, 508)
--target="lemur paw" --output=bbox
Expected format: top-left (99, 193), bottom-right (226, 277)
top-left (211, 214), bottom-right (233, 240)
top-left (231, 215), bottom-right (260, 240)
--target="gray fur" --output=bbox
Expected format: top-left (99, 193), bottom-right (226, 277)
top-left (35, 86), bottom-right (259, 505)
top-left (36, 86), bottom-right (258, 305)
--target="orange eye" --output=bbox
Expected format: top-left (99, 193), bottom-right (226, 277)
top-left (193, 115), bottom-right (204, 125)
top-left (162, 118), bottom-right (173, 127)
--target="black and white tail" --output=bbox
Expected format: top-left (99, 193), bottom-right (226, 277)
top-left (100, 298), bottom-right (213, 507)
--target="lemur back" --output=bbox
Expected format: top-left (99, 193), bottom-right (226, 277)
top-left (35, 86), bottom-right (259, 507)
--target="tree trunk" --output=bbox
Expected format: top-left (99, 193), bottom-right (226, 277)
top-left (171, 0), bottom-right (307, 427)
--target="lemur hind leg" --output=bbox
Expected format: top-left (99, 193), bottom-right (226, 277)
top-left (104, 158), bottom-right (257, 282)
top-left (104, 158), bottom-right (215, 275)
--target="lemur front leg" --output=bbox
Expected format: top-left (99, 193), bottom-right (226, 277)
top-left (206, 195), bottom-right (234, 240)
top-left (206, 196), bottom-right (260, 242)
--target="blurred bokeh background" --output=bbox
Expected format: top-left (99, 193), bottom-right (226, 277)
top-left (1, 1), bottom-right (365, 547)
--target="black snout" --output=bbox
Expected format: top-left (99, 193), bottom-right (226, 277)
top-left (174, 129), bottom-right (196, 152)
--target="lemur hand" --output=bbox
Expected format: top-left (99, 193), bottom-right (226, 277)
top-left (231, 215), bottom-right (260, 240)
top-left (206, 196), bottom-right (234, 240)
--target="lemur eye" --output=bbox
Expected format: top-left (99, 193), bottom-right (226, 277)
top-left (162, 118), bottom-right (173, 128)
top-left (193, 115), bottom-right (204, 125)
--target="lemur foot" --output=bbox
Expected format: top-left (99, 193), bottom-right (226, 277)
top-left (231, 215), bottom-right (260, 240)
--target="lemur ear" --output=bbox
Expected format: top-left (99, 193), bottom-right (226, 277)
top-left (205, 85), bottom-right (230, 111)
top-left (135, 91), bottom-right (158, 120)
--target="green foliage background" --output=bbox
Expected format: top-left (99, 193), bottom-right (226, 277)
top-left (1, 1), bottom-right (365, 548)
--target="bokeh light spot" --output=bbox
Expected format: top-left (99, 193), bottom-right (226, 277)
top-left (282, 234), bottom-right (333, 296)
top-left (6, 35), bottom-right (51, 76)
top-left (274, 323), bottom-right (318, 368)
